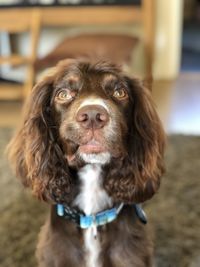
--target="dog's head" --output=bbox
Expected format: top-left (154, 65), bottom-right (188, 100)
top-left (8, 59), bottom-right (165, 204)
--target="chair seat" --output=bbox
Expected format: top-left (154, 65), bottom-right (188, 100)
top-left (0, 82), bottom-right (23, 100)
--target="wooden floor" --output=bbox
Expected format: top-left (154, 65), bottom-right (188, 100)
top-left (0, 72), bottom-right (200, 135)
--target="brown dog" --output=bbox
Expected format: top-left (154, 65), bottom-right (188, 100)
top-left (8, 59), bottom-right (165, 267)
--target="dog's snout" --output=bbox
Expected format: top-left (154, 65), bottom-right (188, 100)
top-left (76, 105), bottom-right (109, 129)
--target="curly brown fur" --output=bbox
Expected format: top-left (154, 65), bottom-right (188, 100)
top-left (104, 78), bottom-right (165, 203)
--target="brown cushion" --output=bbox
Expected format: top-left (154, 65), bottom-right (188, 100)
top-left (34, 33), bottom-right (139, 71)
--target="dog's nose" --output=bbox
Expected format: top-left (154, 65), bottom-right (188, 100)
top-left (76, 105), bottom-right (109, 129)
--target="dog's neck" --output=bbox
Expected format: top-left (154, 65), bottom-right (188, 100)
top-left (72, 164), bottom-right (112, 267)
top-left (54, 164), bottom-right (147, 267)
top-left (74, 164), bottom-right (113, 215)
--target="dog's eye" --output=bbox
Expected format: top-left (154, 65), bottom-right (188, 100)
top-left (113, 88), bottom-right (128, 100)
top-left (56, 89), bottom-right (74, 102)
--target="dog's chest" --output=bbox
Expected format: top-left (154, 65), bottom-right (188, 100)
top-left (74, 164), bottom-right (112, 267)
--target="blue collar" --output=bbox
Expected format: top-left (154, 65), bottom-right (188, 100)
top-left (57, 203), bottom-right (147, 229)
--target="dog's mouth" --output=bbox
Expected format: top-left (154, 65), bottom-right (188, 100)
top-left (78, 140), bottom-right (107, 154)
top-left (63, 128), bottom-right (125, 166)
top-left (65, 138), bottom-right (109, 166)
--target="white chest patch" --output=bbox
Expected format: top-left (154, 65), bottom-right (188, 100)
top-left (74, 164), bottom-right (112, 267)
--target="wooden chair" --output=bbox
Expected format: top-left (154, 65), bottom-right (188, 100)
top-left (0, 0), bottom-right (154, 99)
top-left (0, 9), bottom-right (41, 100)
top-left (39, 0), bottom-right (155, 77)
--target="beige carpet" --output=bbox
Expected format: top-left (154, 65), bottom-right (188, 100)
top-left (0, 128), bottom-right (200, 267)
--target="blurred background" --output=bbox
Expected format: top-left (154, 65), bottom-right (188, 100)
top-left (0, 1), bottom-right (200, 267)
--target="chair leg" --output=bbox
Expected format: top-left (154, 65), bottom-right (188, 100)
top-left (23, 10), bottom-right (41, 99)
top-left (23, 65), bottom-right (34, 99)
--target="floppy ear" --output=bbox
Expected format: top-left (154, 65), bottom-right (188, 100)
top-left (104, 77), bottom-right (165, 204)
top-left (7, 71), bottom-right (73, 204)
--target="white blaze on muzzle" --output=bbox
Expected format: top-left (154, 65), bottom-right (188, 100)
top-left (77, 97), bottom-right (110, 114)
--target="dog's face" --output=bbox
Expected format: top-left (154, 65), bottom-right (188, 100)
top-left (8, 59), bottom-right (165, 204)
top-left (52, 64), bottom-right (131, 167)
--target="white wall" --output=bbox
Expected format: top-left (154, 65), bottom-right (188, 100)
top-left (154, 0), bottom-right (183, 80)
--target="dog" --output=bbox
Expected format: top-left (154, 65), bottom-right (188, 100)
top-left (8, 59), bottom-right (165, 267)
